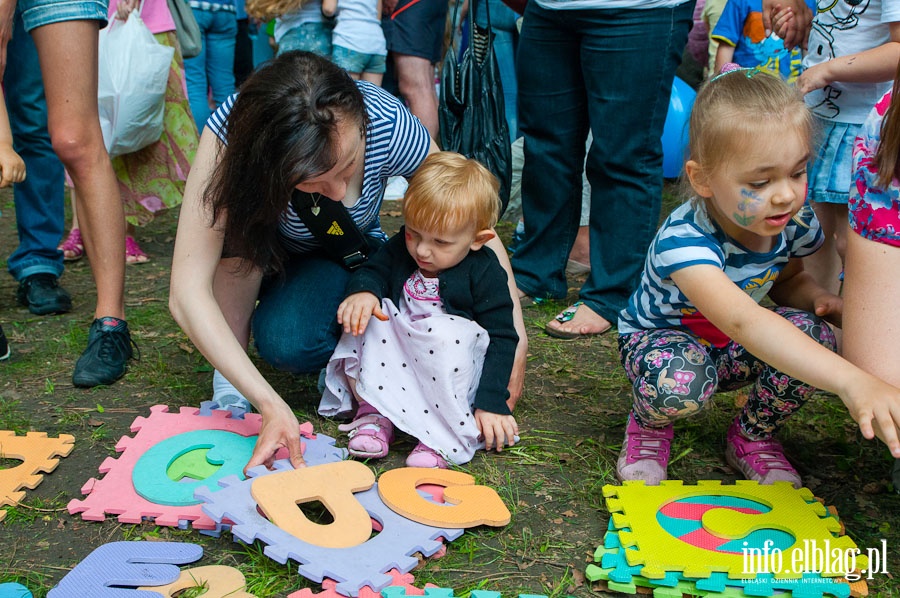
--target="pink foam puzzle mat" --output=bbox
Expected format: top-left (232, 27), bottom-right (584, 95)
top-left (46, 541), bottom-right (203, 597)
top-left (0, 431), bottom-right (74, 522)
top-left (196, 459), bottom-right (466, 597)
top-left (67, 405), bottom-right (343, 530)
top-left (589, 480), bottom-right (870, 598)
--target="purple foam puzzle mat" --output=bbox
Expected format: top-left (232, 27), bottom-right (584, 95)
top-left (46, 541), bottom-right (203, 597)
top-left (196, 459), bottom-right (465, 597)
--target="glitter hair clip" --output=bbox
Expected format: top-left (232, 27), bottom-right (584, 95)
top-left (709, 63), bottom-right (763, 82)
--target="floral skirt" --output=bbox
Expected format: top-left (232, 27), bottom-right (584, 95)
top-left (112, 30), bottom-right (198, 226)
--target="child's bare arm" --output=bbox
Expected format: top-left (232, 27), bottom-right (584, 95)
top-left (321, 0), bottom-right (337, 17)
top-left (767, 257), bottom-right (842, 328)
top-left (0, 90), bottom-right (24, 188)
top-left (714, 42), bottom-right (736, 75)
top-left (673, 264), bottom-right (900, 456)
top-left (474, 410), bottom-right (518, 452)
top-left (797, 23), bottom-right (900, 94)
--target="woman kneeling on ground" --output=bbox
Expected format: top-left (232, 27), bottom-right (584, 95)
top-left (169, 51), bottom-right (527, 471)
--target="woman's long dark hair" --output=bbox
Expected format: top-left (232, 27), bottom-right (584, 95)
top-left (204, 51), bottom-right (368, 272)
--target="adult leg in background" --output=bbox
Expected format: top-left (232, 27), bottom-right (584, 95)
top-left (578, 3), bottom-right (692, 326)
top-left (5, 10), bottom-right (70, 314)
top-left (384, 0), bottom-right (448, 141)
top-left (512, 3), bottom-right (588, 306)
top-left (30, 18), bottom-right (132, 386)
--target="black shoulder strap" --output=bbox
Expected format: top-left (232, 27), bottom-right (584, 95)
top-left (290, 190), bottom-right (371, 270)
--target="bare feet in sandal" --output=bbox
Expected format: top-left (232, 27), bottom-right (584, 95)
top-left (125, 236), bottom-right (150, 264)
top-left (58, 228), bottom-right (85, 261)
top-left (545, 301), bottom-right (612, 339)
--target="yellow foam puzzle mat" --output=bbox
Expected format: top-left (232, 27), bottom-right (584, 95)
top-left (602, 480), bottom-right (866, 582)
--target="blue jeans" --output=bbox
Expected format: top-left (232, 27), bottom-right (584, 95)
top-left (184, 8), bottom-right (237, 130)
top-left (475, 0), bottom-right (519, 141)
top-left (511, 1), bottom-right (692, 323)
top-left (252, 254), bottom-right (352, 374)
top-left (5, 10), bottom-right (66, 282)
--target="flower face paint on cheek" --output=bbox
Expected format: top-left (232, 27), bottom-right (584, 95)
top-left (734, 188), bottom-right (763, 226)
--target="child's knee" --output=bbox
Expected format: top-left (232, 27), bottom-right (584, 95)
top-left (776, 307), bottom-right (837, 353)
top-left (632, 364), bottom-right (717, 424)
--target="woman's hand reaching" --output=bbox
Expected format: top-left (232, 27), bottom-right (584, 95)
top-left (244, 399), bottom-right (307, 474)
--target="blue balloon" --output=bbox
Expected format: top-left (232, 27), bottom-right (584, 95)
top-left (661, 76), bottom-right (697, 179)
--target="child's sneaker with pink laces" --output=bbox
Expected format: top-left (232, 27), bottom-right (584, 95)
top-left (725, 419), bottom-right (801, 488)
top-left (616, 413), bottom-right (673, 485)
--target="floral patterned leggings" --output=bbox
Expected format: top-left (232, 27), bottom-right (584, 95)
top-left (617, 307), bottom-right (837, 438)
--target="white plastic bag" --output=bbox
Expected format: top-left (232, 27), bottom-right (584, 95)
top-left (97, 10), bottom-right (175, 157)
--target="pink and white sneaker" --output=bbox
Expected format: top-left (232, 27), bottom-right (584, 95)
top-left (725, 419), bottom-right (801, 488)
top-left (616, 412), bottom-right (674, 485)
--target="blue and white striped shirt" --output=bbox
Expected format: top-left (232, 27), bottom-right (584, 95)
top-left (617, 200), bottom-right (823, 347)
top-left (207, 81), bottom-right (431, 254)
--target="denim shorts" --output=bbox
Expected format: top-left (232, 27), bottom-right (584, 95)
top-left (276, 22), bottom-right (333, 57)
top-left (19, 0), bottom-right (107, 32)
top-left (807, 118), bottom-right (860, 205)
top-left (332, 45), bottom-right (386, 74)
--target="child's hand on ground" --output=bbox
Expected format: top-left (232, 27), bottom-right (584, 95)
top-left (336, 292), bottom-right (388, 336)
top-left (474, 409), bottom-right (519, 452)
top-left (814, 292), bottom-right (843, 329)
top-left (0, 144), bottom-right (25, 188)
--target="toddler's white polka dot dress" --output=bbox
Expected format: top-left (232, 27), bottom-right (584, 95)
top-left (320, 270), bottom-right (489, 464)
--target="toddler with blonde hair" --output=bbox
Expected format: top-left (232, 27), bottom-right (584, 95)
top-left (320, 151), bottom-right (519, 468)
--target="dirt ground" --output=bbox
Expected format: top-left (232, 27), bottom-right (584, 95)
top-left (0, 191), bottom-right (898, 597)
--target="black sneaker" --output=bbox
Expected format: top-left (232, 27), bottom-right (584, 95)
top-left (72, 317), bottom-right (137, 387)
top-left (0, 324), bottom-right (9, 361)
top-left (17, 273), bottom-right (72, 315)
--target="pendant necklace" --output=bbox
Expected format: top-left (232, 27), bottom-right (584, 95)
top-left (311, 193), bottom-right (322, 216)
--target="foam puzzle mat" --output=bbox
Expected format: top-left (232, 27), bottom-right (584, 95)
top-left (0, 431), bottom-right (74, 522)
top-left (588, 481), bottom-right (871, 598)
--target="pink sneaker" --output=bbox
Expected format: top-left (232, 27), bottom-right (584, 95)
top-left (616, 413), bottom-right (673, 485)
top-left (338, 414), bottom-right (394, 459)
top-left (725, 419), bottom-right (801, 488)
top-left (405, 442), bottom-right (448, 469)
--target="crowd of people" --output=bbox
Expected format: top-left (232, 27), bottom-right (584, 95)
top-left (2, 0), bottom-right (900, 491)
